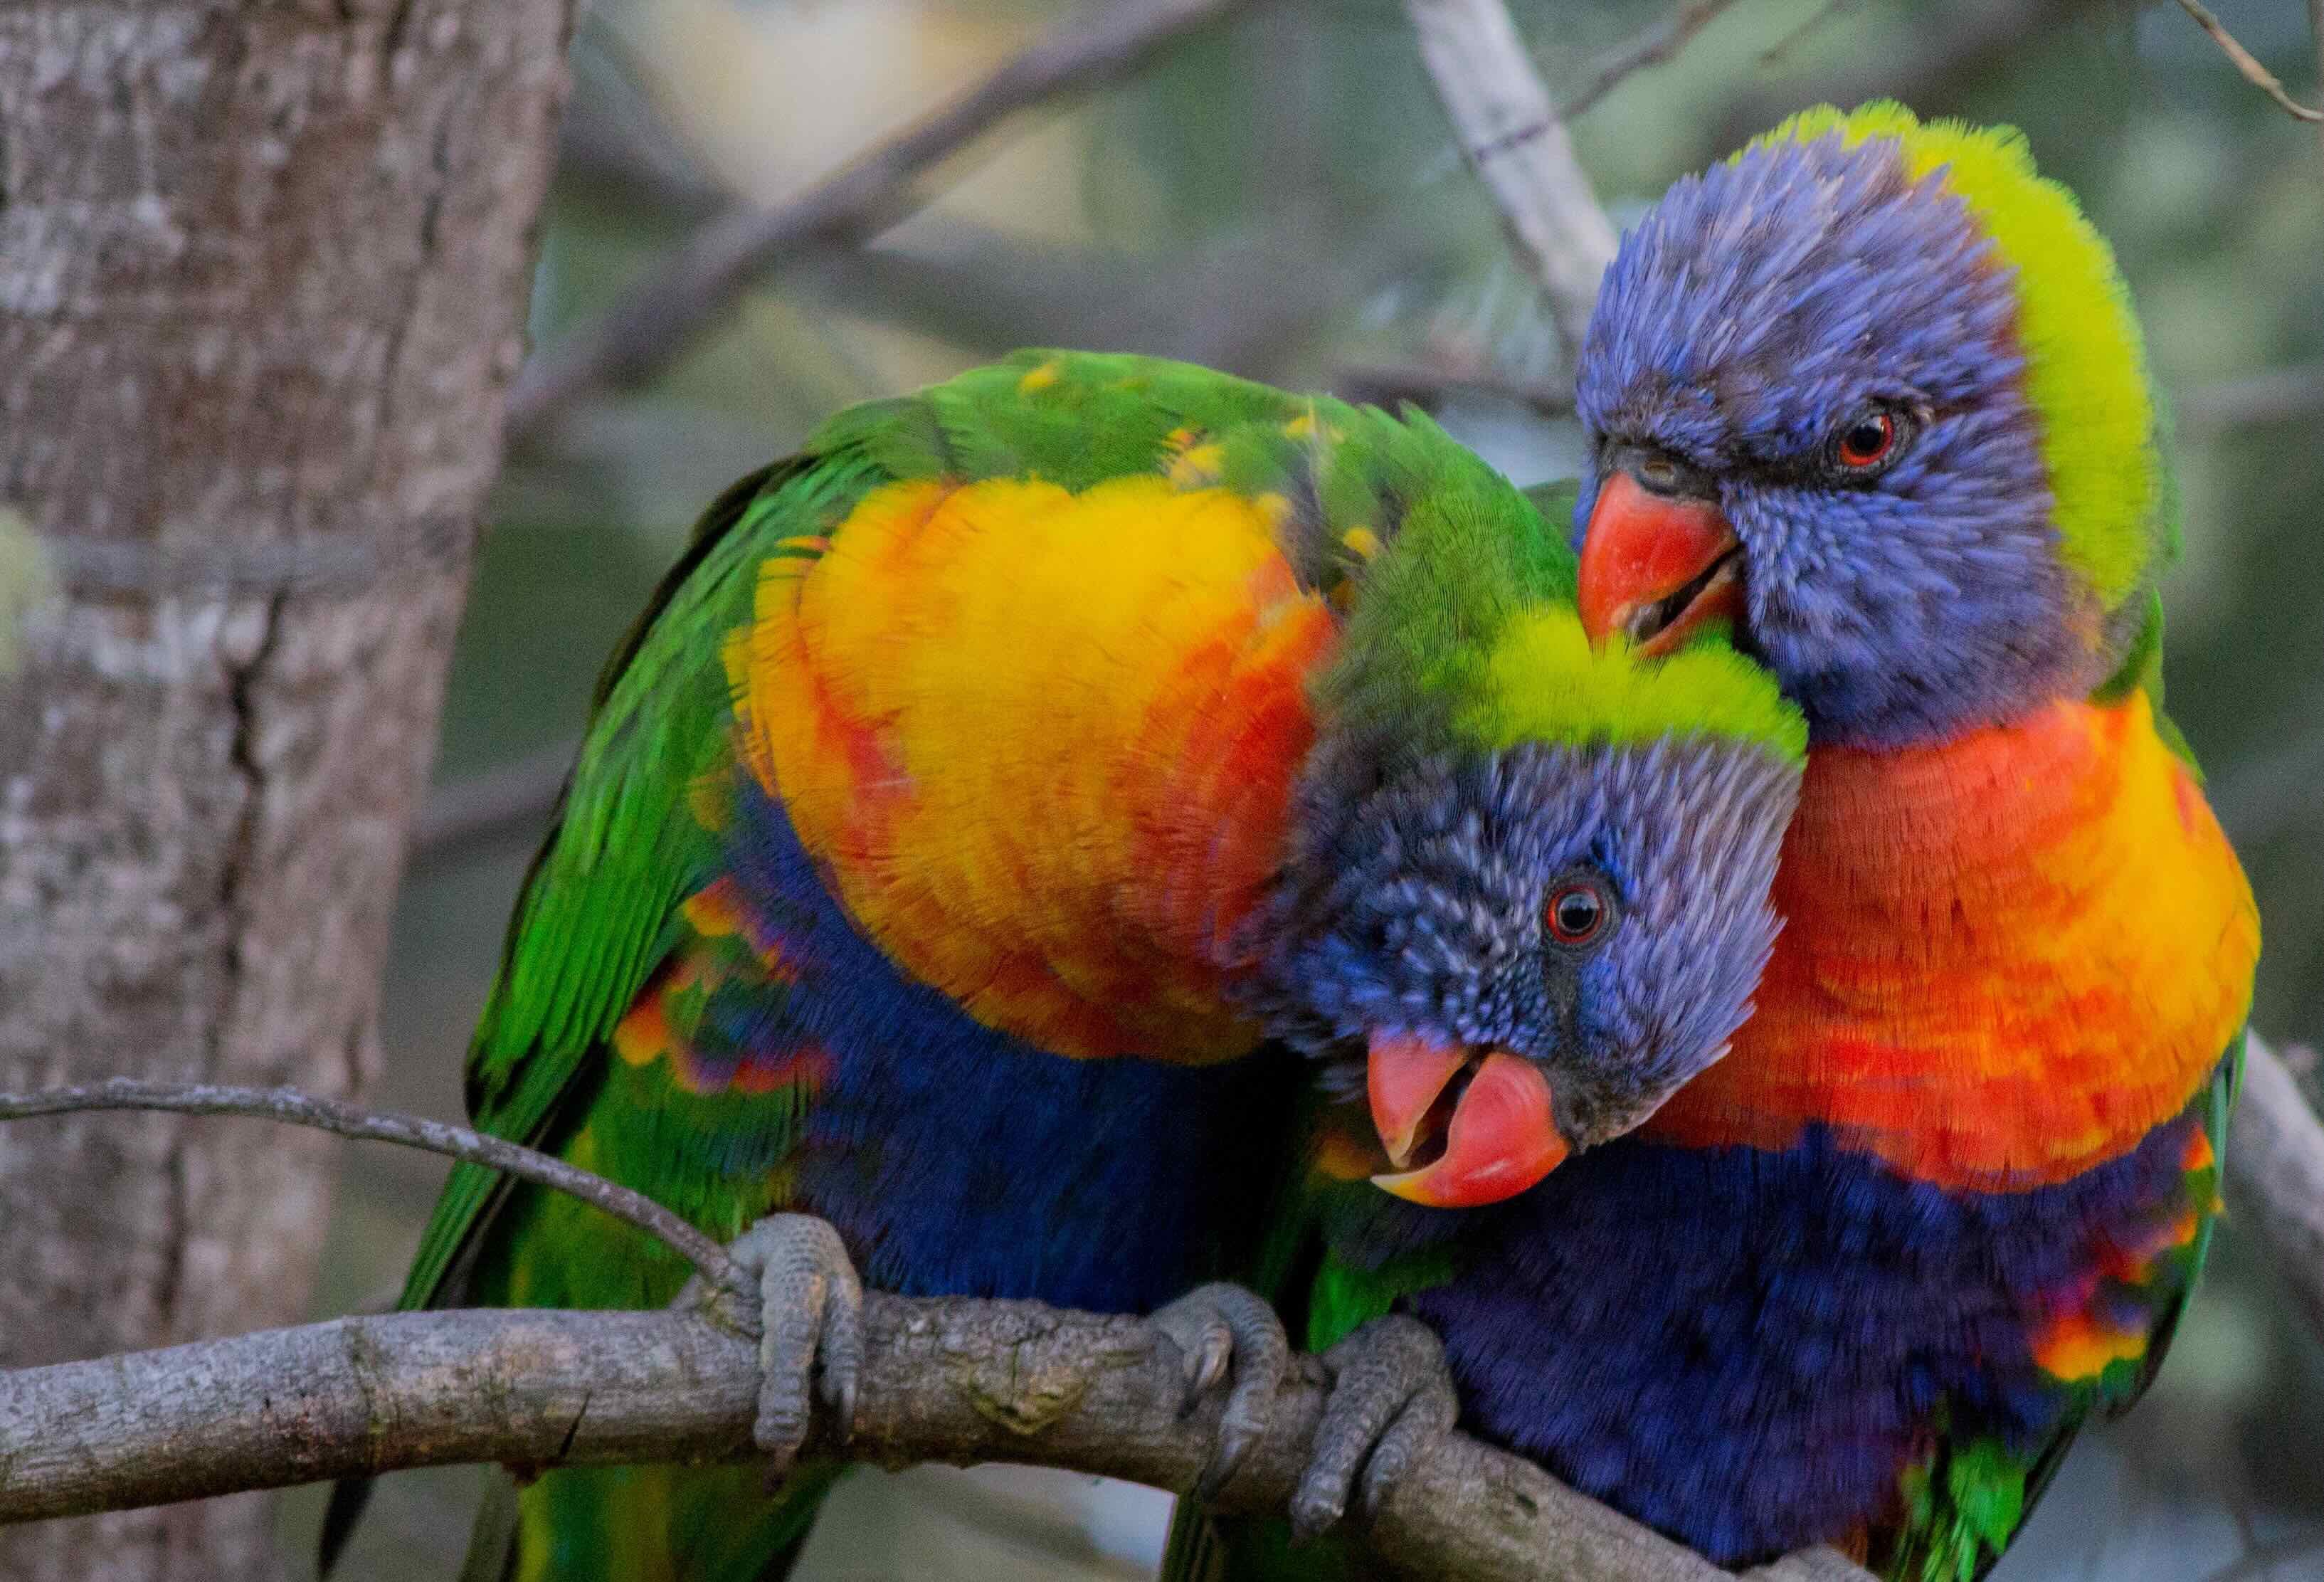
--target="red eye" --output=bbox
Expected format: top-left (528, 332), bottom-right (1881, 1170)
top-left (1836, 411), bottom-right (1897, 469)
top-left (1546, 882), bottom-right (1608, 946)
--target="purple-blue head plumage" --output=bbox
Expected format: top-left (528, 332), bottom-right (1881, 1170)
top-left (1573, 103), bottom-right (2171, 748)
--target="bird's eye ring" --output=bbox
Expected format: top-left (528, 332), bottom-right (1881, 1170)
top-left (1836, 413), bottom-right (1896, 468)
top-left (1829, 404), bottom-right (1914, 475)
top-left (1545, 881), bottom-right (1609, 946)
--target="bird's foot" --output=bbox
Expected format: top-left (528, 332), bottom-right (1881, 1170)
top-left (1289, 1314), bottom-right (1457, 1542)
top-left (718, 1213), bottom-right (864, 1487)
top-left (1151, 1282), bottom-right (1292, 1501)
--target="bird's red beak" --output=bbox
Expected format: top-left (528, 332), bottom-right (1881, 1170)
top-left (1366, 1031), bottom-right (1567, 1208)
top-left (1576, 471), bottom-right (1745, 656)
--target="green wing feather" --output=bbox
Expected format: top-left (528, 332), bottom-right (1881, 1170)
top-left (395, 460), bottom-right (828, 1310)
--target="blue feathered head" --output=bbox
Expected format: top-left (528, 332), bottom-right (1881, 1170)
top-left (1573, 102), bottom-right (2173, 747)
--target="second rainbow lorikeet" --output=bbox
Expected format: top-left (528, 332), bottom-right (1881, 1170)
top-left (322, 350), bottom-right (1808, 1581)
top-left (1167, 105), bottom-right (2259, 1582)
top-left (1560, 105), bottom-right (2258, 1578)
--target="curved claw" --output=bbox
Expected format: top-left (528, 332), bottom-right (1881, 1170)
top-left (1151, 1282), bottom-right (1290, 1501)
top-left (1289, 1314), bottom-right (1457, 1543)
top-left (724, 1213), bottom-right (865, 1487)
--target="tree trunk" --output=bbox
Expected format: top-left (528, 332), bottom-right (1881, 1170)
top-left (0, 3), bottom-right (572, 1576)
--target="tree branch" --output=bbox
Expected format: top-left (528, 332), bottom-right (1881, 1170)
top-left (1704, 0), bottom-right (2101, 159)
top-left (2172, 0), bottom-right (2324, 122)
top-left (1402, 0), bottom-right (1620, 357)
top-left (504, 0), bottom-right (1266, 447)
top-left (0, 1297), bottom-right (1787, 1582)
top-left (0, 1091), bottom-right (1856, 1581)
top-left (9, 1029), bottom-right (2322, 1579)
top-left (2229, 1035), bottom-right (2324, 1342)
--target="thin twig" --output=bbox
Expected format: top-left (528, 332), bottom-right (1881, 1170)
top-left (1402, 0), bottom-right (1620, 357)
top-left (2172, 0), bottom-right (2324, 122)
top-left (2176, 362), bottom-right (2324, 435)
top-left (2312, 0), bottom-right (2324, 152)
top-left (1755, 0), bottom-right (1863, 68)
top-left (1706, 0), bottom-right (2100, 159)
top-left (409, 740), bottom-right (576, 864)
top-left (1566, 0), bottom-right (1743, 119)
top-left (505, 0), bottom-right (1265, 446)
top-left (0, 1081), bottom-right (735, 1293)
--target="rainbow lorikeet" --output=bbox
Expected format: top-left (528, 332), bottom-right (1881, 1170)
top-left (322, 349), bottom-right (1809, 1582)
top-left (1170, 106), bottom-right (2260, 1582)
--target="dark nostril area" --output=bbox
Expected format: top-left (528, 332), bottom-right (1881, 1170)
top-left (1606, 442), bottom-right (1713, 500)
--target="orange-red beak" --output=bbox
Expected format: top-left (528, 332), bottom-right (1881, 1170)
top-left (1366, 1031), bottom-right (1567, 1208)
top-left (1576, 471), bottom-right (1745, 657)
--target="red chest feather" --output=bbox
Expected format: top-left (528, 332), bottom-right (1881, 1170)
top-left (1647, 693), bottom-right (2256, 1189)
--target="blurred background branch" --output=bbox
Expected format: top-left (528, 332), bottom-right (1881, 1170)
top-left (2233, 1038), bottom-right (2324, 1344)
top-left (1566, 0), bottom-right (1744, 117)
top-left (1404, 0), bottom-right (1619, 352)
top-left (507, 0), bottom-right (1272, 445)
top-left (2173, 0), bottom-right (2324, 119)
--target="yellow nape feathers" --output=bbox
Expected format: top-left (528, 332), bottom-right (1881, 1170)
top-left (1755, 101), bottom-right (2165, 608)
top-left (1459, 607), bottom-right (1807, 766)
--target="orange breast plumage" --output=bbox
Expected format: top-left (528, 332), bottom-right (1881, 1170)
top-left (1647, 689), bottom-right (2259, 1188)
top-left (727, 473), bottom-right (1338, 1062)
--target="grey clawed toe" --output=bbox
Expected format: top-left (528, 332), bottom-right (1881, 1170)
top-left (1151, 1281), bottom-right (1292, 1500)
top-left (722, 1213), bottom-right (865, 1486)
top-left (1289, 1314), bottom-right (1458, 1542)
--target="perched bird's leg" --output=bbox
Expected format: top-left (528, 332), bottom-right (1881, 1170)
top-left (1150, 1281), bottom-right (1293, 1500)
top-left (685, 1213), bottom-right (865, 1486)
top-left (1289, 1314), bottom-right (1459, 1542)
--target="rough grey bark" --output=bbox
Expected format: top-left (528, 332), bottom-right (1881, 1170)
top-left (0, 2), bottom-right (573, 1576)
